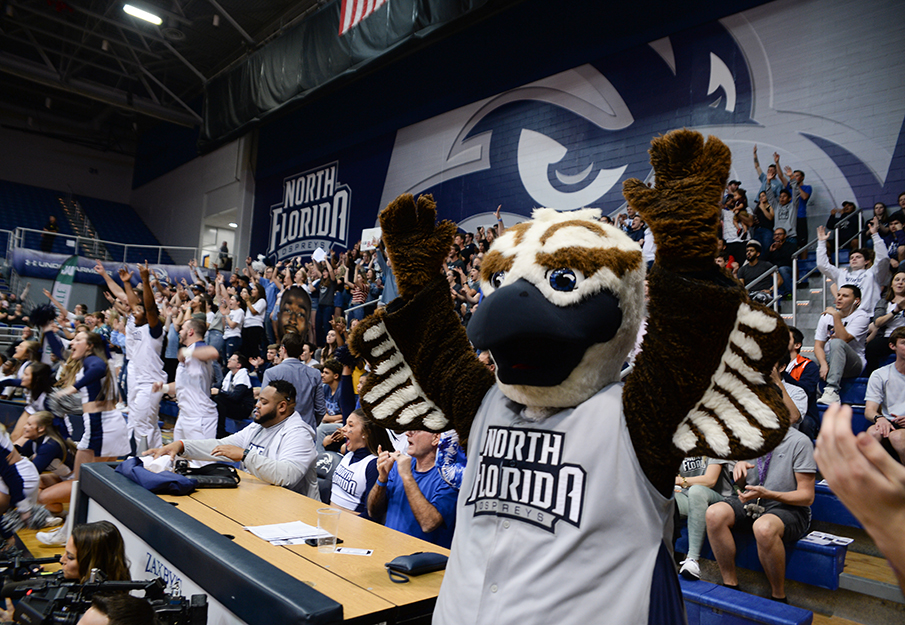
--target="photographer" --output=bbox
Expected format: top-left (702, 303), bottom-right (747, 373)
top-left (0, 521), bottom-right (130, 623)
top-left (63, 521), bottom-right (130, 584)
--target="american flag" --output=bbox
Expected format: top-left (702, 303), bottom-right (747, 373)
top-left (339, 0), bottom-right (387, 36)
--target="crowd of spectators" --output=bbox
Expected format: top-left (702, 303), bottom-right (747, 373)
top-left (2, 178), bottom-right (905, 604)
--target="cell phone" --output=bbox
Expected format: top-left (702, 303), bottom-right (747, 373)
top-left (305, 537), bottom-right (343, 547)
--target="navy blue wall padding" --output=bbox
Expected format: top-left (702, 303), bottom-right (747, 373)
top-left (115, 457), bottom-right (196, 495)
top-left (675, 526), bottom-right (847, 591)
top-left (681, 578), bottom-right (813, 625)
top-left (77, 463), bottom-right (344, 624)
top-left (811, 482), bottom-right (862, 529)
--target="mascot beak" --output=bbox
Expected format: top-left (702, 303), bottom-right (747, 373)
top-left (468, 278), bottom-right (622, 387)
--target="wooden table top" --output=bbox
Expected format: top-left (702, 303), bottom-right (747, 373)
top-left (161, 471), bottom-right (448, 621)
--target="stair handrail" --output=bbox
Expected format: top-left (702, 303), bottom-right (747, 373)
top-left (788, 211), bottom-right (865, 328)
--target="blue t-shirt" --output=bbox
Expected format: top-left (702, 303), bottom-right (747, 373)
top-left (385, 463), bottom-right (458, 548)
top-left (323, 383), bottom-right (340, 416)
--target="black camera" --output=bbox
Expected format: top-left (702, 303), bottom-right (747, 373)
top-left (0, 551), bottom-right (62, 583)
top-left (11, 575), bottom-right (207, 625)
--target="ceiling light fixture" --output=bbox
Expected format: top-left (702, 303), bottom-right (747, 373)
top-left (123, 4), bottom-right (163, 26)
top-left (228, 222), bottom-right (238, 228)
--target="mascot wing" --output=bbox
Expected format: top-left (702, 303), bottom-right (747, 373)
top-left (348, 194), bottom-right (495, 446)
top-left (622, 129), bottom-right (790, 494)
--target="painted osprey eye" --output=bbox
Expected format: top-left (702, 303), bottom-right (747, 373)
top-left (491, 271), bottom-right (507, 289)
top-left (549, 268), bottom-right (578, 292)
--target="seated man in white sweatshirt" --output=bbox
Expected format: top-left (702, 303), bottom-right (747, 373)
top-left (145, 379), bottom-right (319, 498)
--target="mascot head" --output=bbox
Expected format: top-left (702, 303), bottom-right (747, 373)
top-left (468, 208), bottom-right (645, 409)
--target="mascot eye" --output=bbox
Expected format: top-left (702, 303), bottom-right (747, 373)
top-left (491, 271), bottom-right (507, 289)
top-left (549, 268), bottom-right (580, 292)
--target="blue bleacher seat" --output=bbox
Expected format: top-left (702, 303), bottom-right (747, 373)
top-left (838, 377), bottom-right (868, 405)
top-left (676, 525), bottom-right (847, 591)
top-left (77, 196), bottom-right (172, 264)
top-left (811, 482), bottom-right (862, 529)
top-left (818, 404), bottom-right (869, 435)
top-left (681, 578), bottom-right (813, 625)
top-left (225, 417), bottom-right (252, 435)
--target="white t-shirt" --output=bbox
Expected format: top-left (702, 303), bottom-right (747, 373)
top-left (243, 299), bottom-right (267, 328)
top-left (878, 300), bottom-right (905, 337)
top-left (721, 207), bottom-right (751, 244)
top-left (866, 363), bottom-right (905, 421)
top-left (814, 308), bottom-right (872, 367)
top-left (125, 316), bottom-right (165, 385)
top-left (174, 342), bottom-right (217, 419)
top-left (224, 309), bottom-right (244, 339)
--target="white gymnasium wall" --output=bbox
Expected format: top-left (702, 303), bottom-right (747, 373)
top-left (129, 134), bottom-right (256, 259)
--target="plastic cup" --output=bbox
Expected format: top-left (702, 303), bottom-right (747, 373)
top-left (317, 508), bottom-right (341, 553)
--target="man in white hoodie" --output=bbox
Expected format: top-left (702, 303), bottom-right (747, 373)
top-left (816, 219), bottom-right (889, 313)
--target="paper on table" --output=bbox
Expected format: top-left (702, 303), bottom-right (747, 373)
top-left (244, 520), bottom-right (329, 543)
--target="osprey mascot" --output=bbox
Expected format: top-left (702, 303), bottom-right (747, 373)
top-left (349, 129), bottom-right (791, 624)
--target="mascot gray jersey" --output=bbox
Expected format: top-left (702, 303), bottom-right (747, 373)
top-left (349, 130), bottom-right (791, 624)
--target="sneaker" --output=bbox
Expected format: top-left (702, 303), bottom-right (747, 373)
top-left (42, 516), bottom-right (64, 528)
top-left (817, 388), bottom-right (840, 405)
top-left (679, 559), bottom-right (700, 580)
top-left (36, 525), bottom-right (68, 546)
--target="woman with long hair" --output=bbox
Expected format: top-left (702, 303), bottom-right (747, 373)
top-left (15, 410), bottom-right (76, 485)
top-left (37, 333), bottom-right (130, 544)
top-left (328, 410), bottom-right (393, 515)
top-left (204, 294), bottom-right (226, 367)
top-left (61, 521), bottom-right (131, 582)
top-left (320, 329), bottom-right (339, 363)
top-left (0, 340), bottom-right (41, 400)
top-left (865, 271), bottom-right (905, 374)
top-left (222, 294), bottom-right (245, 360)
top-left (241, 283), bottom-right (267, 359)
top-left (7, 361), bottom-right (61, 442)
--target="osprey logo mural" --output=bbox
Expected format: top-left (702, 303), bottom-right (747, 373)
top-left (380, 22), bottom-right (757, 224)
top-left (378, 5), bottom-right (904, 231)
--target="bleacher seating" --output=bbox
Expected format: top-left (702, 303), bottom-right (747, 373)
top-left (681, 578), bottom-right (813, 625)
top-left (676, 526), bottom-right (848, 591)
top-left (76, 196), bottom-right (172, 264)
top-left (811, 482), bottom-right (862, 529)
top-left (0, 180), bottom-right (75, 254)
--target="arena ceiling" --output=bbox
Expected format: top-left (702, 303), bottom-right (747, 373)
top-left (0, 0), bottom-right (324, 154)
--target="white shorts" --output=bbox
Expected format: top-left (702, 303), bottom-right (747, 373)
top-left (78, 410), bottom-right (131, 457)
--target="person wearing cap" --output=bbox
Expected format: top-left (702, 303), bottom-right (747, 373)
top-left (738, 240), bottom-right (781, 294)
top-left (826, 201), bottom-right (860, 250)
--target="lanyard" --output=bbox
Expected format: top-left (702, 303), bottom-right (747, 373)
top-left (756, 452), bottom-right (773, 486)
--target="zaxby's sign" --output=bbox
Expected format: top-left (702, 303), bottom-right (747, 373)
top-left (268, 161), bottom-right (352, 260)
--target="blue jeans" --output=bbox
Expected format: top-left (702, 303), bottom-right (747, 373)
top-left (777, 265), bottom-right (793, 297)
top-left (225, 336), bottom-right (241, 361)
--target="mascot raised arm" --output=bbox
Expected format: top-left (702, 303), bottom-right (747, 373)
top-left (349, 129), bottom-right (790, 624)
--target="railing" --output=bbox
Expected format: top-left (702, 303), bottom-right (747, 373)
top-left (742, 266), bottom-right (782, 312)
top-left (343, 299), bottom-right (380, 322)
top-left (12, 227), bottom-right (201, 266)
top-left (787, 211), bottom-right (866, 328)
